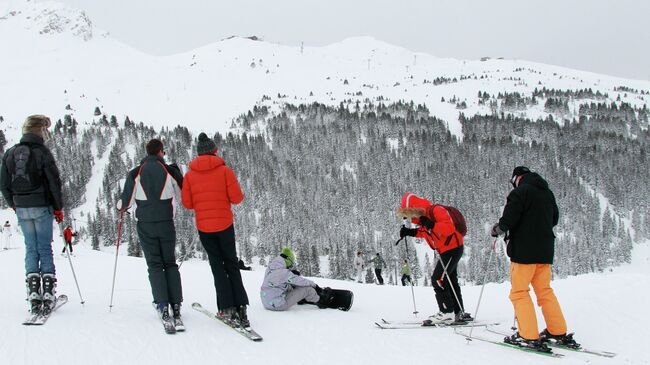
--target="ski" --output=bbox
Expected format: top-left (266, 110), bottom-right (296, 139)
top-left (376, 318), bottom-right (499, 329)
top-left (28, 295), bottom-right (68, 325)
top-left (191, 302), bottom-right (262, 342)
top-left (485, 327), bottom-right (616, 358)
top-left (455, 329), bottom-right (564, 358)
top-left (22, 311), bottom-right (40, 325)
top-left (152, 303), bottom-right (176, 334)
top-left (174, 317), bottom-right (185, 332)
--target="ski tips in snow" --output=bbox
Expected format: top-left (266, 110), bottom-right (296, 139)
top-left (23, 294), bottom-right (69, 326)
top-left (192, 302), bottom-right (263, 342)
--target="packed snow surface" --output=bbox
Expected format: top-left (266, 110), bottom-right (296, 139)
top-left (0, 222), bottom-right (648, 365)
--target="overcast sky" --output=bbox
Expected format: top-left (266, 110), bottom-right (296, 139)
top-left (38, 0), bottom-right (650, 80)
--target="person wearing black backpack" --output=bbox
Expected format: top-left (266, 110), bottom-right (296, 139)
top-left (397, 192), bottom-right (471, 324)
top-left (0, 115), bottom-right (64, 315)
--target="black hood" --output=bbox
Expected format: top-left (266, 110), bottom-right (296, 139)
top-left (519, 172), bottom-right (550, 190)
top-left (20, 133), bottom-right (44, 145)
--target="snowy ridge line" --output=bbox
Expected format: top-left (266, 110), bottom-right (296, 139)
top-left (1, 1), bottom-right (649, 139)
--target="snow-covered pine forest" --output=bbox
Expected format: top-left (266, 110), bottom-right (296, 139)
top-left (2, 93), bottom-right (646, 285)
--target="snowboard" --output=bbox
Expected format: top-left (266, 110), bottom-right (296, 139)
top-left (322, 288), bottom-right (354, 311)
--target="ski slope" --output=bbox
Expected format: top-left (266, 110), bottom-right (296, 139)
top-left (0, 226), bottom-right (648, 365)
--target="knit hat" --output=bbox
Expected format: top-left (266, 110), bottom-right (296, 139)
top-left (22, 115), bottom-right (52, 142)
top-left (280, 247), bottom-right (296, 268)
top-left (511, 166), bottom-right (531, 187)
top-left (197, 133), bottom-right (218, 155)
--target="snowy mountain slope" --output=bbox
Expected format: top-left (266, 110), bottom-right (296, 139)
top-left (1, 0), bottom-right (649, 140)
top-left (0, 230), bottom-right (648, 365)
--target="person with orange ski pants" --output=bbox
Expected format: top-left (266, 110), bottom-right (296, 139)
top-left (491, 166), bottom-right (579, 350)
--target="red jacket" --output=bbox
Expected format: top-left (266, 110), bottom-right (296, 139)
top-left (181, 154), bottom-right (244, 233)
top-left (63, 227), bottom-right (73, 243)
top-left (401, 192), bottom-right (463, 254)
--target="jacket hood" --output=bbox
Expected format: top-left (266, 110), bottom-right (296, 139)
top-left (189, 154), bottom-right (225, 172)
top-left (267, 256), bottom-right (287, 271)
top-left (519, 172), bottom-right (549, 190)
top-left (140, 155), bottom-right (165, 164)
top-left (20, 133), bottom-right (44, 145)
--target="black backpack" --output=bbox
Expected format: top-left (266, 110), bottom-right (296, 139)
top-left (9, 143), bottom-right (43, 193)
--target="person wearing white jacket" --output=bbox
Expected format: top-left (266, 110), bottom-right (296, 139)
top-left (354, 251), bottom-right (365, 283)
top-left (2, 221), bottom-right (11, 250)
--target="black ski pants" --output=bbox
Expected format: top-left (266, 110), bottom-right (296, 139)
top-left (374, 269), bottom-right (384, 284)
top-left (62, 240), bottom-right (73, 254)
top-left (199, 225), bottom-right (249, 311)
top-left (401, 274), bottom-right (411, 286)
top-left (137, 221), bottom-right (183, 305)
top-left (432, 245), bottom-right (464, 314)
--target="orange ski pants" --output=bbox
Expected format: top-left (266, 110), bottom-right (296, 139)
top-left (509, 263), bottom-right (567, 340)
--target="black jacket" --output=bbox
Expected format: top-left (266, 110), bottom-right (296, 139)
top-left (498, 172), bottom-right (559, 264)
top-left (0, 133), bottom-right (63, 210)
top-left (119, 155), bottom-right (183, 223)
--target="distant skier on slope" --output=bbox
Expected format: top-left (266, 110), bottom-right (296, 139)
top-left (397, 192), bottom-right (472, 324)
top-left (181, 133), bottom-right (251, 327)
top-left (354, 250), bottom-right (365, 283)
top-left (118, 138), bottom-right (185, 331)
top-left (260, 247), bottom-right (332, 311)
top-left (400, 259), bottom-right (412, 286)
top-left (61, 225), bottom-right (76, 254)
top-left (491, 166), bottom-right (579, 351)
top-left (2, 221), bottom-right (12, 250)
top-left (371, 253), bottom-right (386, 285)
top-left (0, 115), bottom-right (64, 315)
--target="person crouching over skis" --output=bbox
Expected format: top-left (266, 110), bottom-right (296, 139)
top-left (260, 247), bottom-right (331, 311)
top-left (491, 166), bottom-right (579, 350)
top-left (397, 192), bottom-right (471, 324)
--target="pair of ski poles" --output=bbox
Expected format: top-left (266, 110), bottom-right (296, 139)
top-left (395, 219), bottom-right (499, 322)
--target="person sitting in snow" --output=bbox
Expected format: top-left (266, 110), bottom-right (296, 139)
top-left (260, 247), bottom-right (331, 311)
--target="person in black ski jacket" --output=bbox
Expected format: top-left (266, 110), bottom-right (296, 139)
top-left (491, 166), bottom-right (578, 349)
top-left (118, 139), bottom-right (185, 327)
top-left (0, 115), bottom-right (64, 314)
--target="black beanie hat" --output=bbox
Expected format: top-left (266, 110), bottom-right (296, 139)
top-left (197, 133), bottom-right (217, 155)
top-left (512, 166), bottom-right (531, 177)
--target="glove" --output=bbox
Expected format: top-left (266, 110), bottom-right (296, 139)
top-left (54, 210), bottom-right (64, 223)
top-left (400, 226), bottom-right (418, 238)
top-left (168, 163), bottom-right (181, 173)
top-left (419, 215), bottom-right (435, 229)
top-left (314, 285), bottom-right (322, 295)
top-left (291, 269), bottom-right (301, 276)
top-left (490, 223), bottom-right (505, 237)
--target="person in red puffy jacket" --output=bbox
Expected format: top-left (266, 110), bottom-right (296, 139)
top-left (397, 192), bottom-right (470, 324)
top-left (61, 225), bottom-right (75, 254)
top-left (181, 133), bottom-right (250, 327)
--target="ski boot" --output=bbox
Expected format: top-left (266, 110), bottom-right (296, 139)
top-left (454, 311), bottom-right (474, 323)
top-left (426, 311), bottom-right (455, 324)
top-left (539, 329), bottom-right (581, 349)
top-left (217, 307), bottom-right (239, 326)
top-left (41, 273), bottom-right (57, 315)
top-left (237, 305), bottom-right (250, 328)
top-left (504, 332), bottom-right (552, 353)
top-left (26, 273), bottom-right (42, 314)
top-left (171, 303), bottom-right (185, 331)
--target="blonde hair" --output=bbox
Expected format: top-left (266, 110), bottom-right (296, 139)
top-left (22, 115), bottom-right (52, 142)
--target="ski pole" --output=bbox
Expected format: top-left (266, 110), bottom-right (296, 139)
top-left (399, 218), bottom-right (419, 317)
top-left (467, 237), bottom-right (498, 340)
top-left (109, 210), bottom-right (125, 312)
top-left (59, 223), bottom-right (85, 305)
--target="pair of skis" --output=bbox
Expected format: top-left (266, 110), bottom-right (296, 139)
top-left (477, 326), bottom-right (617, 358)
top-left (375, 318), bottom-right (498, 329)
top-left (191, 302), bottom-right (262, 342)
top-left (22, 295), bottom-right (69, 325)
